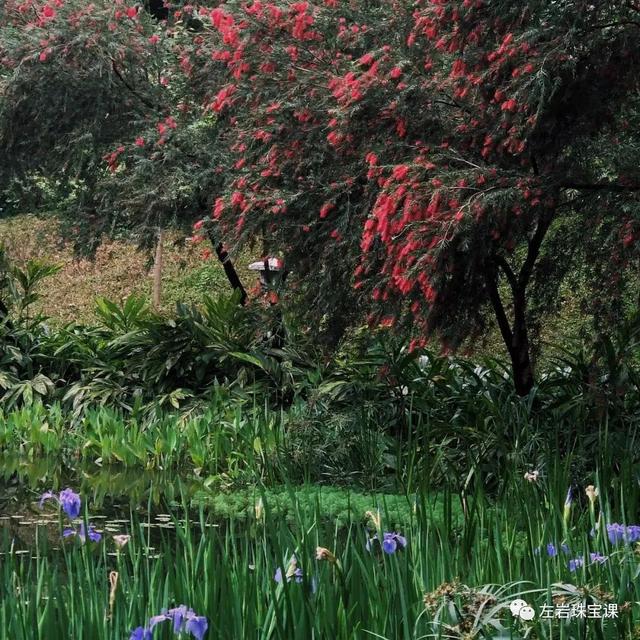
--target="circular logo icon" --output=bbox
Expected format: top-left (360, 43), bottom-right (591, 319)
top-left (519, 605), bottom-right (535, 621)
top-left (509, 599), bottom-right (528, 617)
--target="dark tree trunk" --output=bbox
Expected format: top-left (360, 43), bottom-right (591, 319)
top-left (207, 231), bottom-right (247, 305)
top-left (484, 209), bottom-right (554, 396)
top-left (152, 228), bottom-right (163, 309)
top-left (510, 288), bottom-right (535, 396)
top-left (484, 265), bottom-right (535, 396)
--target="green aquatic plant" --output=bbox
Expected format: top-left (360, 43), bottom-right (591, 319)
top-left (1, 474), bottom-right (639, 640)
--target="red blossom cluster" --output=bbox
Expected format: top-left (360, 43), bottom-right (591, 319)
top-left (3, 0), bottom-right (638, 368)
top-left (103, 146), bottom-right (125, 173)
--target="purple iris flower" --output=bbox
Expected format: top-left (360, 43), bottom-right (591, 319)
top-left (274, 555), bottom-right (304, 584)
top-left (39, 491), bottom-right (56, 509)
top-left (274, 559), bottom-right (316, 593)
top-left (564, 487), bottom-right (573, 508)
top-left (139, 605), bottom-right (208, 640)
top-left (39, 488), bottom-right (81, 520)
top-left (129, 627), bottom-right (153, 640)
top-left (606, 523), bottom-right (640, 544)
top-left (168, 605), bottom-right (188, 633)
top-left (63, 523), bottom-right (101, 543)
top-left (590, 552), bottom-right (608, 564)
top-left (382, 532), bottom-right (407, 554)
top-left (607, 524), bottom-right (625, 544)
top-left (59, 489), bottom-right (81, 519)
top-left (274, 566), bottom-right (303, 584)
top-left (148, 614), bottom-right (170, 629)
top-left (568, 557), bottom-right (584, 572)
top-left (185, 615), bottom-right (209, 640)
top-left (535, 542), bottom-right (570, 557)
top-left (171, 606), bottom-right (208, 640)
top-left (366, 532), bottom-right (407, 554)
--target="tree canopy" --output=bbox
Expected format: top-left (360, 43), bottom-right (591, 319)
top-left (2, 0), bottom-right (640, 393)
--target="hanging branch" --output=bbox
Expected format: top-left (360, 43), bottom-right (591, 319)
top-left (206, 229), bottom-right (247, 305)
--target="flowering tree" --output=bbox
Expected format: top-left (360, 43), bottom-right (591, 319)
top-left (0, 0), bottom-right (208, 249)
top-left (2, 1), bottom-right (640, 394)
top-left (184, 0), bottom-right (640, 394)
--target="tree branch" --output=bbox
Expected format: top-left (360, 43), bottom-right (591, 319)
top-left (206, 229), bottom-right (247, 305)
top-left (110, 61), bottom-right (161, 112)
top-left (518, 210), bottom-right (553, 290)
top-left (493, 254), bottom-right (518, 294)
top-left (581, 20), bottom-right (640, 31)
top-left (560, 181), bottom-right (640, 192)
top-left (483, 260), bottom-right (513, 350)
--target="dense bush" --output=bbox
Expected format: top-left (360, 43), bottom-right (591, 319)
top-left (1, 251), bottom-right (640, 492)
top-left (0, 249), bottom-right (313, 414)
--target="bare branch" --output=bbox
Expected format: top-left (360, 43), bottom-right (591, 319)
top-left (561, 181), bottom-right (640, 192)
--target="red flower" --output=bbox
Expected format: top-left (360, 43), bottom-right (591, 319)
top-left (213, 197), bottom-right (225, 219)
top-left (231, 191), bottom-right (246, 208)
top-left (320, 202), bottom-right (335, 218)
top-left (126, 7), bottom-right (137, 18)
top-left (365, 152), bottom-right (378, 166)
top-left (450, 59), bottom-right (465, 77)
top-left (392, 165), bottom-right (410, 180)
top-left (327, 131), bottom-right (342, 146)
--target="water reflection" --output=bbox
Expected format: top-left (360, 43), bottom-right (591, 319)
top-left (0, 455), bottom-right (203, 509)
top-left (0, 456), bottom-right (207, 551)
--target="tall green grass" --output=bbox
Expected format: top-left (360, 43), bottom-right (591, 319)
top-left (1, 461), bottom-right (639, 640)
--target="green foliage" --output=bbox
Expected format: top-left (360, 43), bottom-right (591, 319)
top-left (197, 486), bottom-right (430, 531)
top-left (177, 263), bottom-right (232, 299)
top-left (1, 250), bottom-right (640, 495)
top-left (0, 250), bottom-right (306, 416)
top-left (1, 461), bottom-right (640, 639)
top-left (0, 0), bottom-right (211, 250)
top-left (0, 247), bottom-right (60, 408)
top-left (1, 327), bottom-right (640, 495)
